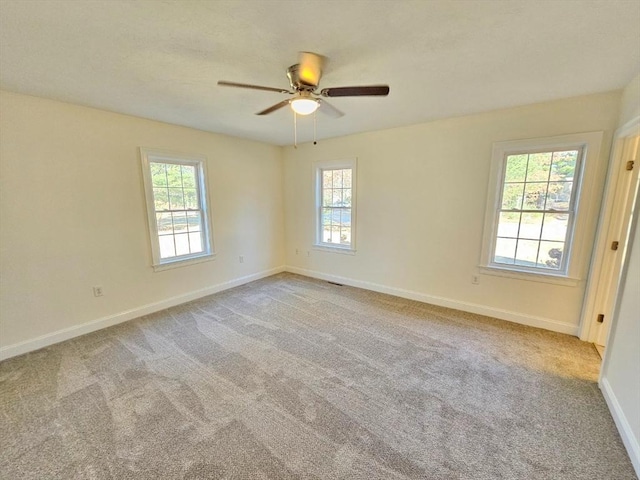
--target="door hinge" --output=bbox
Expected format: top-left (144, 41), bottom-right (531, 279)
top-left (627, 160), bottom-right (635, 171)
top-left (611, 241), bottom-right (619, 251)
top-left (597, 314), bottom-right (605, 323)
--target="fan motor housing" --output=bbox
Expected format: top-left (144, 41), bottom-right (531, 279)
top-left (287, 64), bottom-right (317, 91)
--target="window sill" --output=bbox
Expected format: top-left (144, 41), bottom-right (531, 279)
top-left (313, 244), bottom-right (357, 255)
top-left (478, 265), bottom-right (580, 286)
top-left (153, 253), bottom-right (216, 272)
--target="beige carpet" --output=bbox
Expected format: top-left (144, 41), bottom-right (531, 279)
top-left (0, 273), bottom-right (636, 479)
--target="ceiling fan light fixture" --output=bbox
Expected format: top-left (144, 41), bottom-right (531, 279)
top-left (290, 97), bottom-right (319, 115)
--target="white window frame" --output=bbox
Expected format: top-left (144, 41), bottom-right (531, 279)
top-left (313, 158), bottom-right (357, 254)
top-left (480, 132), bottom-right (603, 285)
top-left (140, 148), bottom-right (215, 271)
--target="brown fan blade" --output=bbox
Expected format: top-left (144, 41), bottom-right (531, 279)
top-left (256, 99), bottom-right (291, 115)
top-left (298, 51), bottom-right (326, 86)
top-left (218, 81), bottom-right (291, 94)
top-left (318, 99), bottom-right (344, 118)
top-left (320, 85), bottom-right (390, 97)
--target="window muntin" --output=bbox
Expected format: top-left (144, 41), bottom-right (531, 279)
top-left (314, 159), bottom-right (356, 252)
top-left (491, 147), bottom-right (583, 275)
top-left (141, 149), bottom-right (213, 268)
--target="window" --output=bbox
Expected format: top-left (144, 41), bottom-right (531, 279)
top-left (314, 159), bottom-right (357, 253)
top-left (140, 148), bottom-right (214, 270)
top-left (480, 132), bottom-right (603, 282)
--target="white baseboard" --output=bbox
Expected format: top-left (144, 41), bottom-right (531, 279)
top-left (600, 378), bottom-right (640, 477)
top-left (0, 266), bottom-right (285, 361)
top-left (285, 266), bottom-right (578, 336)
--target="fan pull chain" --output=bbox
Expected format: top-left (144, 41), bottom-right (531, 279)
top-left (313, 110), bottom-right (317, 145)
top-left (293, 111), bottom-right (297, 149)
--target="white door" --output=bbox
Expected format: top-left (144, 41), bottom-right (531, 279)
top-left (592, 134), bottom-right (639, 347)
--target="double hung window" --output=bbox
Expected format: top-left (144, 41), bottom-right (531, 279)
top-left (314, 159), bottom-right (357, 253)
top-left (493, 147), bottom-right (582, 271)
top-left (140, 148), bottom-right (213, 269)
top-left (481, 132), bottom-right (603, 282)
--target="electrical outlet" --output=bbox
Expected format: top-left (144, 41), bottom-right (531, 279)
top-left (307, 250), bottom-right (311, 257)
top-left (93, 286), bottom-right (104, 297)
top-left (239, 255), bottom-right (244, 263)
top-left (295, 248), bottom-right (300, 255)
top-left (471, 275), bottom-right (480, 285)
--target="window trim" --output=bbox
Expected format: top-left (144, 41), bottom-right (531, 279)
top-left (480, 132), bottom-right (603, 284)
top-left (313, 158), bottom-right (357, 253)
top-left (140, 148), bottom-right (215, 271)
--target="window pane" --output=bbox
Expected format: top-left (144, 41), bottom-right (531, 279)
top-left (181, 165), bottom-right (196, 188)
top-left (188, 232), bottom-right (203, 253)
top-left (322, 226), bottom-right (332, 243)
top-left (497, 212), bottom-right (520, 238)
top-left (159, 235), bottom-right (176, 258)
top-left (546, 182), bottom-right (572, 211)
top-left (323, 225), bottom-right (339, 244)
top-left (186, 211), bottom-right (201, 232)
top-left (494, 238), bottom-right (517, 264)
top-left (153, 188), bottom-right (169, 211)
top-left (332, 208), bottom-right (340, 227)
top-left (172, 212), bottom-right (188, 232)
top-left (169, 188), bottom-right (185, 210)
top-left (323, 170), bottom-right (333, 188)
top-left (332, 189), bottom-right (342, 206)
top-left (174, 233), bottom-right (190, 256)
top-left (340, 227), bottom-right (351, 245)
top-left (156, 212), bottom-right (173, 235)
top-left (537, 241), bottom-right (564, 269)
top-left (519, 212), bottom-right (543, 240)
top-left (523, 183), bottom-right (547, 210)
top-left (322, 208), bottom-right (332, 226)
top-left (515, 239), bottom-right (540, 267)
top-left (329, 225), bottom-right (341, 244)
top-left (322, 189), bottom-right (332, 207)
top-left (343, 188), bottom-right (352, 207)
top-left (333, 170), bottom-right (343, 188)
top-left (343, 169), bottom-right (352, 188)
top-left (504, 154), bottom-right (528, 183)
top-left (550, 151), bottom-right (578, 181)
top-left (525, 152), bottom-right (552, 181)
top-left (501, 183), bottom-right (524, 210)
top-left (340, 208), bottom-right (351, 227)
top-left (166, 164), bottom-right (183, 187)
top-left (184, 188), bottom-right (198, 209)
top-left (150, 163), bottom-right (167, 186)
top-left (332, 208), bottom-right (341, 226)
top-left (541, 213), bottom-right (568, 242)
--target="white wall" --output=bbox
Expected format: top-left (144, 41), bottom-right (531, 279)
top-left (283, 92), bottom-right (620, 334)
top-left (0, 91), bottom-right (285, 355)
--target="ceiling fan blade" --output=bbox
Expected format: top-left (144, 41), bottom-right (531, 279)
top-left (298, 51), bottom-right (326, 86)
top-left (218, 81), bottom-right (291, 94)
top-left (318, 99), bottom-right (344, 118)
top-left (320, 85), bottom-right (390, 97)
top-left (256, 99), bottom-right (291, 115)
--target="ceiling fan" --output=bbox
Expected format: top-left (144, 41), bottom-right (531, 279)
top-left (218, 52), bottom-right (390, 118)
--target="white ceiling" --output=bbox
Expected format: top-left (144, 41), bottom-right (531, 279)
top-left (1, 0), bottom-right (639, 146)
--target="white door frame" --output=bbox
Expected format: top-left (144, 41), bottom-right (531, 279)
top-left (580, 116), bottom-right (640, 342)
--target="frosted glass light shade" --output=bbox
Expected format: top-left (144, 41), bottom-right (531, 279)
top-left (291, 98), bottom-right (319, 115)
